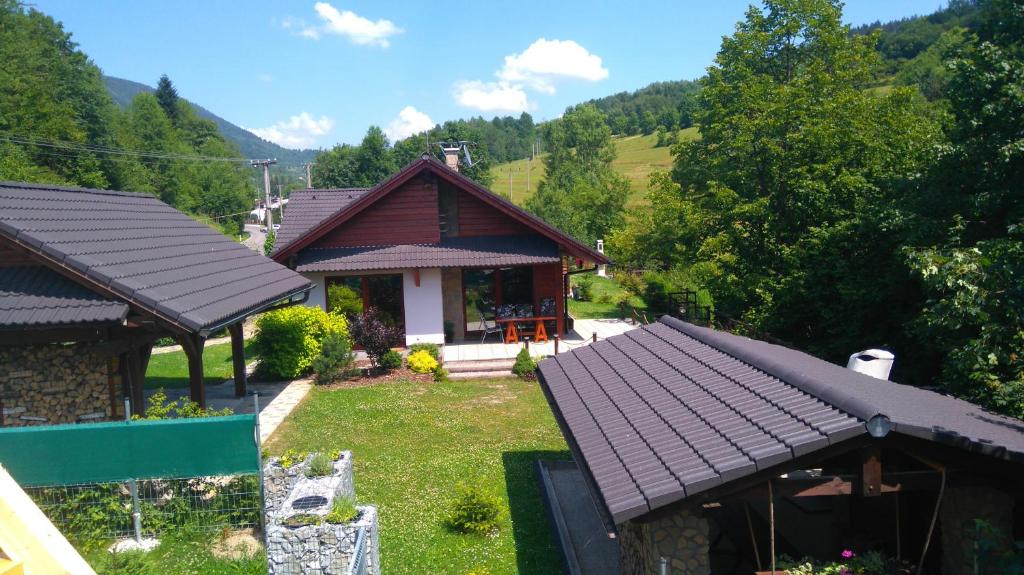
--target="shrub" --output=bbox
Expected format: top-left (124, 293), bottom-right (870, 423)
top-left (616, 271), bottom-right (645, 297)
top-left (574, 274), bottom-right (595, 301)
top-left (326, 283), bottom-right (363, 317)
top-left (279, 449), bottom-right (307, 469)
top-left (349, 307), bottom-right (402, 368)
top-left (263, 230), bottom-right (275, 256)
top-left (379, 350), bottom-right (403, 371)
top-left (138, 389), bottom-right (232, 419)
top-left (312, 329), bottom-right (356, 385)
top-left (433, 366), bottom-right (450, 382)
top-left (305, 453), bottom-right (334, 477)
top-left (408, 342), bottom-right (441, 362)
top-left (446, 483), bottom-right (502, 535)
top-left (252, 306), bottom-right (347, 379)
top-left (325, 495), bottom-right (359, 524)
top-left (407, 349), bottom-right (439, 374)
top-left (512, 348), bottom-right (538, 380)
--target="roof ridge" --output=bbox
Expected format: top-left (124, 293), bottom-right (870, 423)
top-left (0, 181), bottom-right (155, 198)
top-left (658, 316), bottom-right (887, 425)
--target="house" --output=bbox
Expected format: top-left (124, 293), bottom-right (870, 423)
top-left (271, 153), bottom-right (609, 346)
top-left (0, 181), bottom-right (312, 424)
top-left (537, 316), bottom-right (1024, 574)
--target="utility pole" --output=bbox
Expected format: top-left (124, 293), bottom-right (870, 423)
top-left (508, 167), bottom-right (513, 202)
top-left (303, 163), bottom-right (313, 188)
top-left (252, 159), bottom-right (277, 231)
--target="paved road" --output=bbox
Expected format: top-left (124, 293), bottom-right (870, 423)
top-left (244, 224), bottom-right (266, 253)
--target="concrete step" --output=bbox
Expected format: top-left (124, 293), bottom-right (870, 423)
top-left (445, 359), bottom-right (515, 373)
top-left (449, 370), bottom-right (515, 380)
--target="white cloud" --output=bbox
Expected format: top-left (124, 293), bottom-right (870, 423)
top-left (497, 38), bottom-right (609, 93)
top-left (257, 73), bottom-right (274, 83)
top-left (453, 81), bottom-right (533, 113)
top-left (307, 2), bottom-right (402, 47)
top-left (385, 106), bottom-right (435, 141)
top-left (246, 112), bottom-right (334, 149)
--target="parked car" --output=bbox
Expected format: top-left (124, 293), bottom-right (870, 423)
top-left (259, 226), bottom-right (268, 233)
top-left (272, 224), bottom-right (281, 231)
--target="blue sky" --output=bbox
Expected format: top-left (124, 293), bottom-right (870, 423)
top-left (37, 0), bottom-right (947, 149)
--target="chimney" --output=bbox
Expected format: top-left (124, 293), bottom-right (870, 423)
top-left (442, 145), bottom-right (460, 172)
top-left (847, 349), bottom-right (894, 381)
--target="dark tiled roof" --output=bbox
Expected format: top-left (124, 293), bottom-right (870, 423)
top-left (295, 235), bottom-right (560, 272)
top-left (272, 157), bottom-right (610, 265)
top-left (0, 266), bottom-right (128, 328)
top-left (537, 316), bottom-right (1024, 525)
top-left (0, 182), bottom-right (313, 332)
top-left (273, 188), bottom-right (370, 254)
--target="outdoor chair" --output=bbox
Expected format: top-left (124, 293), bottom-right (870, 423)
top-left (477, 302), bottom-right (503, 343)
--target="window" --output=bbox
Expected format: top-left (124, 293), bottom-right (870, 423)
top-left (326, 274), bottom-right (405, 329)
top-left (462, 267), bottom-right (535, 332)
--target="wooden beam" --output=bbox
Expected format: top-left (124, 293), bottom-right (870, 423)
top-left (413, 269), bottom-right (420, 287)
top-left (229, 322), bottom-right (246, 398)
top-left (177, 333), bottom-right (207, 408)
top-left (123, 348), bottom-right (146, 417)
top-left (862, 445), bottom-right (882, 497)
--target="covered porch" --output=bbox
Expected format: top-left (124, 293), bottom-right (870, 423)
top-left (442, 317), bottom-right (639, 362)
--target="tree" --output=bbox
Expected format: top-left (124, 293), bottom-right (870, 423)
top-left (525, 104), bottom-right (629, 247)
top-left (155, 74), bottom-right (179, 122)
top-left (620, 0), bottom-right (942, 373)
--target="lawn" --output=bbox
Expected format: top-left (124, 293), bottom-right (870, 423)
top-left (568, 274), bottom-right (647, 319)
top-left (85, 529), bottom-right (265, 575)
top-left (488, 129), bottom-right (698, 208)
top-left (145, 340), bottom-right (255, 389)
top-left (265, 378), bottom-right (571, 575)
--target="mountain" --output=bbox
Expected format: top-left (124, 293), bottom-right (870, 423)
top-left (103, 75), bottom-right (317, 166)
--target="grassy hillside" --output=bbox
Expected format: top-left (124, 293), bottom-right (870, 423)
top-left (488, 128), bottom-right (697, 207)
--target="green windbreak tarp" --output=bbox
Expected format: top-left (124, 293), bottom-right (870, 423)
top-left (0, 415), bottom-right (258, 487)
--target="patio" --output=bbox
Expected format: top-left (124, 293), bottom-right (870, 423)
top-left (442, 318), bottom-right (639, 362)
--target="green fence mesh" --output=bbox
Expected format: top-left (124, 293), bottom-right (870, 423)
top-left (0, 415), bottom-right (258, 487)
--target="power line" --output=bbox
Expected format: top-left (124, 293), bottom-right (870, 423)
top-left (0, 134), bottom-right (253, 163)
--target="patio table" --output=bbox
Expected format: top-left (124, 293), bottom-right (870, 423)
top-left (496, 316), bottom-right (557, 344)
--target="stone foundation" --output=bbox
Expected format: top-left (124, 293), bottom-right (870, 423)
top-left (619, 507), bottom-right (710, 575)
top-left (0, 343), bottom-right (115, 426)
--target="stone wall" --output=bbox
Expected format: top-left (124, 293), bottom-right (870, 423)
top-left (0, 343), bottom-right (115, 426)
top-left (619, 507), bottom-right (711, 575)
top-left (940, 485), bottom-right (1015, 575)
top-left (264, 452), bottom-right (379, 575)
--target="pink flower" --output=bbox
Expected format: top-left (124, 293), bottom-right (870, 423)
top-left (841, 549), bottom-right (856, 559)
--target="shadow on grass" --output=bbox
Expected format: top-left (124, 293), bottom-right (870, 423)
top-left (502, 449), bottom-right (573, 575)
top-left (143, 376), bottom-right (230, 389)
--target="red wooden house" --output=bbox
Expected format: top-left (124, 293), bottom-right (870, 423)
top-left (271, 154), bottom-right (609, 346)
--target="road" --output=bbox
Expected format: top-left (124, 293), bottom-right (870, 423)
top-left (244, 224), bottom-right (266, 253)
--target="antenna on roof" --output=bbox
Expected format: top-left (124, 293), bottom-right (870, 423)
top-left (429, 140), bottom-right (476, 173)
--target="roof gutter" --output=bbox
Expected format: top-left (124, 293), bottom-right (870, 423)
top-left (196, 286), bottom-right (311, 338)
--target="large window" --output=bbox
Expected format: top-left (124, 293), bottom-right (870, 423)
top-left (462, 267), bottom-right (534, 333)
top-left (326, 274), bottom-right (404, 329)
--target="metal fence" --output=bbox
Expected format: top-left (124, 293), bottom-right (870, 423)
top-left (26, 475), bottom-right (261, 543)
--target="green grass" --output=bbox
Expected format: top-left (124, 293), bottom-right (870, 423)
top-left (568, 274), bottom-right (647, 319)
top-left (85, 530), bottom-right (265, 575)
top-left (266, 379), bottom-right (570, 575)
top-left (488, 129), bottom-right (698, 208)
top-left (145, 341), bottom-right (254, 389)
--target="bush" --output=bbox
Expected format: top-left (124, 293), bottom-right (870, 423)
top-left (433, 366), bottom-right (450, 382)
top-left (616, 271), bottom-right (646, 297)
top-left (263, 230), bottom-right (275, 256)
top-left (408, 342), bottom-right (441, 362)
top-left (326, 283), bottom-right (363, 317)
top-left (325, 495), bottom-right (359, 524)
top-left (379, 350), bottom-right (403, 371)
top-left (446, 483), bottom-right (503, 535)
top-left (407, 349), bottom-right (439, 374)
top-left (138, 389), bottom-right (232, 419)
top-left (574, 274), bottom-right (595, 301)
top-left (305, 453), bottom-right (334, 477)
top-left (252, 306), bottom-right (347, 379)
top-left (349, 307), bottom-right (402, 368)
top-left (312, 329), bottom-right (356, 385)
top-left (512, 348), bottom-right (538, 380)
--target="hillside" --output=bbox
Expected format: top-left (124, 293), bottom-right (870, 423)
top-left (103, 75), bottom-right (317, 166)
top-left (487, 128), bottom-right (697, 207)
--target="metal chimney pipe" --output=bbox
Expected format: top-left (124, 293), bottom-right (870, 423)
top-left (847, 349), bottom-right (895, 381)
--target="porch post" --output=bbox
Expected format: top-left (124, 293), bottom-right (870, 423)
top-left (177, 333), bottom-right (207, 408)
top-left (229, 322), bottom-right (247, 397)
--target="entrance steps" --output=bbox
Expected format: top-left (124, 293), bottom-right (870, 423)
top-left (445, 359), bottom-right (515, 380)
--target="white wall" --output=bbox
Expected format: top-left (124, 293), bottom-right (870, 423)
top-left (301, 269), bottom-right (445, 346)
top-left (402, 268), bottom-right (444, 345)
top-left (303, 272), bottom-right (327, 311)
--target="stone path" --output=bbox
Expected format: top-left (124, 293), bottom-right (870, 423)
top-left (257, 378), bottom-right (312, 442)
